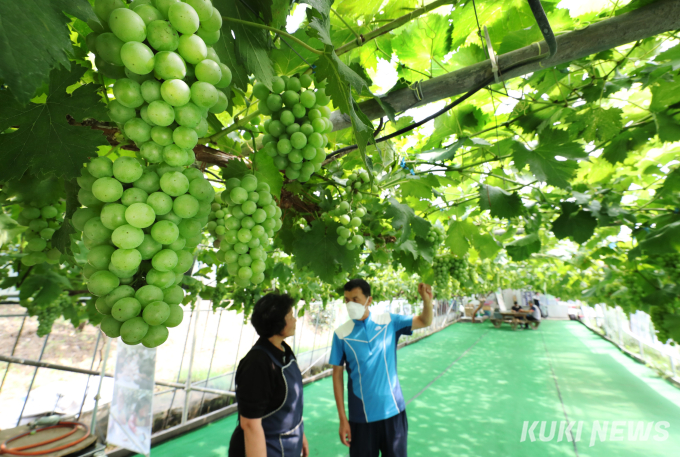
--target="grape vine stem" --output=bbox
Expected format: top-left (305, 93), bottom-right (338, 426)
top-left (222, 17), bottom-right (323, 55)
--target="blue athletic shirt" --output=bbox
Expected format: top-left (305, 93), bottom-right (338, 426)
top-left (329, 312), bottom-right (413, 423)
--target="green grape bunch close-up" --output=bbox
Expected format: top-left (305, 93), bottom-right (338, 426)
top-left (255, 73), bottom-right (332, 182)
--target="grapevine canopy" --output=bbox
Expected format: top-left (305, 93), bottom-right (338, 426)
top-left (0, 0), bottom-right (679, 343)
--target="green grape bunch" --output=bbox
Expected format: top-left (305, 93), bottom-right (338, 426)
top-left (254, 73), bottom-right (332, 182)
top-left (330, 201), bottom-right (366, 251)
top-left (14, 200), bottom-right (65, 267)
top-left (432, 254), bottom-right (470, 295)
top-left (88, 0), bottom-right (231, 161)
top-left (72, 152), bottom-right (215, 348)
top-left (426, 224), bottom-right (446, 245)
top-left (345, 169), bottom-right (378, 201)
top-left (659, 253), bottom-right (680, 284)
top-left (210, 174), bottom-right (283, 287)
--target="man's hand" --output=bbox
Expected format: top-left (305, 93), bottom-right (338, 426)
top-left (339, 418), bottom-right (352, 447)
top-left (418, 283), bottom-right (433, 303)
top-left (302, 432), bottom-right (310, 457)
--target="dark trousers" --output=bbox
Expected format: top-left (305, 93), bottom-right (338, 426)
top-left (524, 315), bottom-right (539, 327)
top-left (350, 410), bottom-right (408, 457)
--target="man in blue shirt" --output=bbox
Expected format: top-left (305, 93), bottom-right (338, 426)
top-left (330, 279), bottom-right (433, 457)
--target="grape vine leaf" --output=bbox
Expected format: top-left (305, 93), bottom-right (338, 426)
top-left (306, 5), bottom-right (375, 174)
top-left (271, 30), bottom-right (322, 76)
top-left (300, 0), bottom-right (332, 17)
top-left (650, 79), bottom-right (680, 112)
top-left (392, 14), bottom-right (453, 78)
top-left (0, 214), bottom-right (26, 248)
top-left (0, 0), bottom-right (98, 105)
top-left (567, 108), bottom-right (623, 144)
top-left (215, 0), bottom-right (275, 90)
top-left (551, 203), bottom-right (598, 244)
top-left (246, 0), bottom-right (293, 29)
top-left (512, 141), bottom-right (587, 189)
top-left (292, 220), bottom-right (357, 283)
top-left (52, 179), bottom-right (80, 256)
top-left (445, 220), bottom-right (479, 257)
top-left (471, 233), bottom-right (501, 260)
top-left (220, 159), bottom-right (252, 180)
top-left (654, 112), bottom-right (680, 142)
top-left (0, 66), bottom-right (109, 182)
top-left (399, 174), bottom-right (441, 200)
top-left (213, 28), bottom-right (250, 91)
top-left (384, 198), bottom-right (429, 244)
top-left (20, 270), bottom-right (71, 309)
top-left (658, 168), bottom-right (680, 198)
top-left (601, 123), bottom-right (655, 164)
top-left (253, 149), bottom-right (284, 198)
top-left (314, 49), bottom-right (375, 173)
top-left (505, 233), bottom-right (541, 261)
top-left (638, 221), bottom-right (680, 255)
top-left (479, 184), bottom-right (523, 219)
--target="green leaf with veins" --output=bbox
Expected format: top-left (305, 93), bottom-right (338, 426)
top-left (471, 233), bottom-right (501, 260)
top-left (254, 149), bottom-right (284, 198)
top-left (551, 202), bottom-right (598, 244)
top-left (392, 14), bottom-right (452, 77)
top-left (479, 184), bottom-right (523, 219)
top-left (0, 0), bottom-right (99, 105)
top-left (215, 0), bottom-right (275, 90)
top-left (313, 48), bottom-right (374, 173)
top-left (292, 220), bottom-right (358, 283)
top-left (52, 179), bottom-right (80, 256)
top-left (0, 66), bottom-right (108, 181)
top-left (512, 141), bottom-right (587, 189)
top-left (213, 28), bottom-right (250, 91)
top-left (654, 112), bottom-right (680, 142)
top-left (505, 233), bottom-right (541, 261)
top-left (271, 30), bottom-right (323, 76)
top-left (399, 174), bottom-right (441, 200)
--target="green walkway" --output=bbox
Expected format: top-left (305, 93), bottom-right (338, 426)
top-left (138, 321), bottom-right (680, 456)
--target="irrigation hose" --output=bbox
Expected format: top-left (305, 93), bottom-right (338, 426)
top-left (0, 422), bottom-right (90, 456)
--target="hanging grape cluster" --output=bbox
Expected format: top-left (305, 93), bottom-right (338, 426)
top-left (89, 0), bottom-right (230, 160)
top-left (73, 153), bottom-right (215, 348)
top-left (425, 224), bottom-right (446, 245)
top-left (433, 254), bottom-right (470, 297)
top-left (210, 175), bottom-right (283, 287)
top-left (660, 253), bottom-right (680, 284)
top-left (13, 201), bottom-right (65, 267)
top-left (345, 169), bottom-right (377, 201)
top-left (254, 73), bottom-right (332, 182)
top-left (331, 203), bottom-right (365, 251)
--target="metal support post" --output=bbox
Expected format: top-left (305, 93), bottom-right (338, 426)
top-left (182, 308), bottom-right (199, 424)
top-left (199, 308), bottom-right (223, 412)
top-left (17, 333), bottom-right (50, 426)
top-left (91, 336), bottom-right (112, 434)
top-left (77, 331), bottom-right (102, 419)
top-left (229, 319), bottom-right (245, 392)
top-left (0, 315), bottom-right (26, 393)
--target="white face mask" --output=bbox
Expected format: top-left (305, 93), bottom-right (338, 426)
top-left (346, 297), bottom-right (368, 320)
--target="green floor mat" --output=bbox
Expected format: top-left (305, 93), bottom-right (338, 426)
top-left (135, 321), bottom-right (680, 457)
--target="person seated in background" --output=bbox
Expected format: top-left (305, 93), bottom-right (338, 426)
top-left (511, 301), bottom-right (522, 313)
top-left (522, 300), bottom-right (542, 329)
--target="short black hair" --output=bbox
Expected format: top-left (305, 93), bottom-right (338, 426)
top-left (251, 293), bottom-right (295, 338)
top-left (344, 279), bottom-right (371, 297)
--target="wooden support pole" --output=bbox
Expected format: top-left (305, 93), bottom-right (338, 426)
top-left (329, 0), bottom-right (680, 132)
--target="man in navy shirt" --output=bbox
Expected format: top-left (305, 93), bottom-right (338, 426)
top-left (330, 279), bottom-right (433, 457)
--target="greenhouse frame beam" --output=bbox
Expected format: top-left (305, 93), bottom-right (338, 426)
top-left (329, 0), bottom-right (680, 132)
top-left (0, 354), bottom-right (235, 397)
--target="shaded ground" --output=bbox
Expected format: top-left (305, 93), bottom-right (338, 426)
top-left (136, 321), bottom-right (680, 457)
